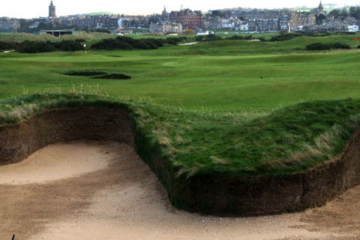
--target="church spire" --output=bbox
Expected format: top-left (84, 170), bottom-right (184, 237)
top-left (162, 6), bottom-right (167, 15)
top-left (318, 1), bottom-right (324, 10)
top-left (49, 0), bottom-right (56, 18)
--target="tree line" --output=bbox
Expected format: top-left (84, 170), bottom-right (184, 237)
top-left (329, 7), bottom-right (360, 20)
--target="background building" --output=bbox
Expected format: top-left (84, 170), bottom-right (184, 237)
top-left (149, 22), bottom-right (183, 34)
top-left (289, 12), bottom-right (317, 31)
top-left (170, 9), bottom-right (203, 30)
top-left (49, 1), bottom-right (56, 18)
top-left (1, 1), bottom-right (359, 34)
top-left (0, 17), bottom-right (20, 32)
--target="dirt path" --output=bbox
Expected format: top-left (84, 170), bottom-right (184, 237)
top-left (0, 141), bottom-right (359, 240)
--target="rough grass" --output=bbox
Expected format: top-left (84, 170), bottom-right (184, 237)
top-left (1, 93), bottom-right (360, 177)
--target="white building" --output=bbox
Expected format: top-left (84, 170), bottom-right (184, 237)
top-left (348, 25), bottom-right (359, 33)
top-left (149, 22), bottom-right (183, 34)
top-left (239, 24), bottom-right (249, 31)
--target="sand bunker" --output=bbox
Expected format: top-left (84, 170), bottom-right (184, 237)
top-left (0, 142), bottom-right (113, 185)
top-left (0, 141), bottom-right (359, 240)
top-left (179, 42), bottom-right (198, 46)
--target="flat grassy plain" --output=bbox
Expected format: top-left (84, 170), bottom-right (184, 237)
top-left (1, 33), bottom-right (360, 113)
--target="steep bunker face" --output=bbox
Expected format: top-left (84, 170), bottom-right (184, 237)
top-left (0, 107), bottom-right (135, 165)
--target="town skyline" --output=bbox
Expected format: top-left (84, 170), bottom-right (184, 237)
top-left (1, 0), bottom-right (360, 19)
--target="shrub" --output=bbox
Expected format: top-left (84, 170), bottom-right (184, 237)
top-left (258, 37), bottom-right (267, 42)
top-left (132, 40), bottom-right (152, 49)
top-left (91, 38), bottom-right (133, 50)
top-left (195, 34), bottom-right (222, 42)
top-left (306, 42), bottom-right (351, 51)
top-left (15, 39), bottom-right (87, 53)
top-left (87, 29), bottom-right (111, 34)
top-left (91, 36), bottom-right (166, 50)
top-left (0, 41), bottom-right (17, 51)
top-left (306, 42), bottom-right (332, 50)
top-left (270, 33), bottom-right (301, 42)
top-left (166, 37), bottom-right (187, 45)
top-left (299, 32), bottom-right (331, 37)
top-left (16, 41), bottom-right (57, 53)
top-left (331, 42), bottom-right (351, 49)
top-left (63, 70), bottom-right (131, 80)
top-left (147, 38), bottom-right (165, 46)
top-left (54, 40), bottom-right (85, 51)
top-left (132, 39), bottom-right (161, 49)
top-left (228, 35), bottom-right (253, 40)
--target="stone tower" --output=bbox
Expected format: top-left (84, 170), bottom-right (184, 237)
top-left (49, 1), bottom-right (56, 18)
top-left (162, 6), bottom-right (167, 16)
top-left (314, 1), bottom-right (326, 25)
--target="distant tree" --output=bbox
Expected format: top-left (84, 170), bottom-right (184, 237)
top-left (340, 8), bottom-right (350, 20)
top-left (329, 9), bottom-right (342, 19)
top-left (211, 10), bottom-right (226, 18)
top-left (349, 7), bottom-right (360, 20)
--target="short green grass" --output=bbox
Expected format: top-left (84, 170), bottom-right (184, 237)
top-left (1, 33), bottom-right (360, 176)
top-left (1, 34), bottom-right (360, 112)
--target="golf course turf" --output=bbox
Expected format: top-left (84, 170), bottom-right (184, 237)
top-left (1, 93), bottom-right (360, 216)
top-left (2, 33), bottom-right (360, 216)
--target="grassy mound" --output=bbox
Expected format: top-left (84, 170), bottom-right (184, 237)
top-left (0, 94), bottom-right (359, 177)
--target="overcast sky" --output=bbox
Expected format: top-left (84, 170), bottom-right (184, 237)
top-left (2, 0), bottom-right (360, 18)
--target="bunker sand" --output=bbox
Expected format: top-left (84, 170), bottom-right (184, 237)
top-left (0, 142), bottom-right (111, 185)
top-left (0, 141), bottom-right (359, 240)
